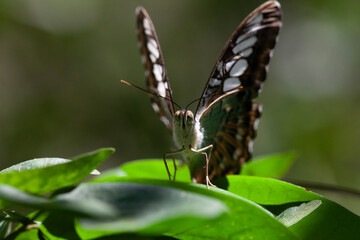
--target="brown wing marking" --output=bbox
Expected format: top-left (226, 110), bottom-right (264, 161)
top-left (208, 103), bottom-right (262, 180)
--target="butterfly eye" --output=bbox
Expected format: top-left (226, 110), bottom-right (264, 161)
top-left (186, 111), bottom-right (194, 120)
top-left (174, 110), bottom-right (181, 120)
top-left (185, 111), bottom-right (193, 124)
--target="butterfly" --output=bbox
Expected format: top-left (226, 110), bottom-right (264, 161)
top-left (135, 1), bottom-right (282, 188)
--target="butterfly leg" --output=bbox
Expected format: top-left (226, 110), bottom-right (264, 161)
top-left (162, 154), bottom-right (172, 180)
top-left (172, 156), bottom-right (177, 181)
top-left (163, 147), bottom-right (184, 181)
top-left (191, 145), bottom-right (215, 189)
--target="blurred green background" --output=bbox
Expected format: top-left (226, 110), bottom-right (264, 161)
top-left (0, 0), bottom-right (359, 214)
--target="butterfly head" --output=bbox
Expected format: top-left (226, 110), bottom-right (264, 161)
top-left (173, 109), bottom-right (202, 150)
top-left (174, 109), bottom-right (194, 129)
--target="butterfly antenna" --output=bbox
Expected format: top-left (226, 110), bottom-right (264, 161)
top-left (184, 86), bottom-right (243, 110)
top-left (185, 97), bottom-right (203, 110)
top-left (120, 80), bottom-right (182, 109)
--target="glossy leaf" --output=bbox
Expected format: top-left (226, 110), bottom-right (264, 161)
top-left (168, 186), bottom-right (297, 240)
top-left (0, 184), bottom-right (115, 218)
top-left (0, 148), bottom-right (114, 209)
top-left (277, 200), bottom-right (322, 227)
top-left (0, 158), bottom-right (99, 175)
top-left (0, 219), bottom-right (10, 239)
top-left (90, 177), bottom-right (298, 240)
top-left (96, 159), bottom-right (191, 183)
top-left (15, 229), bottom-right (42, 240)
top-left (2, 210), bottom-right (32, 225)
top-left (240, 152), bottom-right (297, 178)
top-left (0, 181), bottom-right (229, 239)
top-left (226, 175), bottom-right (319, 205)
top-left (71, 182), bottom-right (227, 239)
top-left (289, 198), bottom-right (360, 240)
top-left (42, 213), bottom-right (81, 240)
top-left (1, 158), bottom-right (70, 174)
top-left (225, 176), bottom-right (360, 239)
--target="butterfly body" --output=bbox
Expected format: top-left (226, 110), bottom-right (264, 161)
top-left (173, 110), bottom-right (198, 152)
top-left (172, 109), bottom-right (213, 183)
top-left (135, 1), bottom-right (282, 186)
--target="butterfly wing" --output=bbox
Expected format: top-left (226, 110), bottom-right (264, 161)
top-left (191, 1), bottom-right (282, 182)
top-left (136, 7), bottom-right (175, 132)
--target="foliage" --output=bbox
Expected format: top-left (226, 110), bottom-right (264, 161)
top-left (0, 149), bottom-right (359, 240)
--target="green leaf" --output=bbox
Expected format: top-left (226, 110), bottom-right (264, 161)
top-left (69, 182), bottom-right (228, 239)
top-left (80, 234), bottom-right (178, 240)
top-left (96, 159), bottom-right (191, 183)
top-left (241, 152), bottom-right (297, 178)
top-left (277, 200), bottom-right (322, 227)
top-left (0, 182), bottom-right (229, 239)
top-left (0, 158), bottom-right (100, 175)
top-left (90, 178), bottom-right (298, 239)
top-left (0, 158), bottom-right (70, 174)
top-left (15, 229), bottom-right (40, 240)
top-left (0, 184), bottom-right (116, 218)
top-left (2, 211), bottom-right (32, 225)
top-left (24, 212), bottom-right (70, 240)
top-left (0, 148), bottom-right (114, 209)
top-left (225, 176), bottom-right (360, 239)
top-left (226, 175), bottom-right (319, 205)
top-left (289, 198), bottom-right (360, 240)
top-left (0, 184), bottom-right (50, 207)
top-left (0, 219), bottom-right (10, 239)
top-left (42, 213), bottom-right (81, 240)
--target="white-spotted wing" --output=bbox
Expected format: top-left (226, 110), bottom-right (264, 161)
top-left (191, 1), bottom-right (282, 182)
top-left (136, 7), bottom-right (174, 132)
